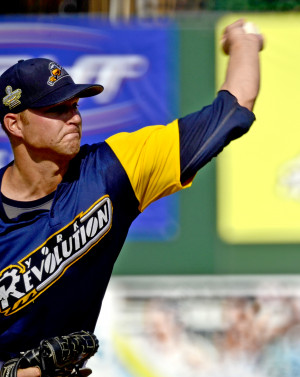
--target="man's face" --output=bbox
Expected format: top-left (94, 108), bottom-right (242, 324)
top-left (19, 97), bottom-right (82, 160)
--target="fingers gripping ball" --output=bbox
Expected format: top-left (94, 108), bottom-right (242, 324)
top-left (221, 19), bottom-right (264, 55)
top-left (242, 21), bottom-right (264, 51)
top-left (243, 21), bottom-right (260, 35)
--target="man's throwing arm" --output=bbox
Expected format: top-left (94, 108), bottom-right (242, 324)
top-left (180, 18), bottom-right (264, 184)
top-left (179, 91), bottom-right (255, 184)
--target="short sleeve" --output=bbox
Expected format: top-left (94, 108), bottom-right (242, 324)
top-left (105, 120), bottom-right (191, 212)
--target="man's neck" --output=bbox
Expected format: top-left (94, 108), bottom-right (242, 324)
top-left (1, 159), bottom-right (68, 201)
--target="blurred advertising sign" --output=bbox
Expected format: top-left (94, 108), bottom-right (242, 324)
top-left (216, 14), bottom-right (300, 243)
top-left (0, 16), bottom-right (179, 241)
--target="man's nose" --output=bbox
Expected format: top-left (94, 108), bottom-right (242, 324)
top-left (67, 108), bottom-right (81, 123)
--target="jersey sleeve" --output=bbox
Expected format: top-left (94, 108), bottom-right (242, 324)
top-left (179, 90), bottom-right (256, 184)
top-left (105, 91), bottom-right (256, 212)
top-left (105, 120), bottom-right (190, 212)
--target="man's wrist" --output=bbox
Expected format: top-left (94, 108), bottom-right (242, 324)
top-left (229, 36), bottom-right (263, 55)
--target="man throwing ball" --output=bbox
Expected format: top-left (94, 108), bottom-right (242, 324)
top-left (0, 19), bottom-right (263, 377)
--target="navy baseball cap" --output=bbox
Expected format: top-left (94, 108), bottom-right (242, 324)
top-left (0, 58), bottom-right (104, 119)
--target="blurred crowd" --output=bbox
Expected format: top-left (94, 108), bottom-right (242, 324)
top-left (131, 294), bottom-right (300, 377)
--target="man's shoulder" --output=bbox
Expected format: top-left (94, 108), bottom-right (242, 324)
top-left (68, 141), bottom-right (122, 175)
top-left (75, 141), bottom-right (112, 161)
top-left (79, 141), bottom-right (105, 155)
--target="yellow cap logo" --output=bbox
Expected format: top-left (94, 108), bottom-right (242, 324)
top-left (2, 86), bottom-right (22, 110)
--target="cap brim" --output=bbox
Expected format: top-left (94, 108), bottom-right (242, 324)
top-left (30, 83), bottom-right (104, 109)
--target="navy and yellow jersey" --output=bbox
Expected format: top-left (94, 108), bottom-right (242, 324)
top-left (106, 120), bottom-right (189, 212)
top-left (0, 90), bottom-right (254, 359)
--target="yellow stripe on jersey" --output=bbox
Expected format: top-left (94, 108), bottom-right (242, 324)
top-left (106, 120), bottom-right (192, 212)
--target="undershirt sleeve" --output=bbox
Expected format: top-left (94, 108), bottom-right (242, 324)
top-left (179, 90), bottom-right (256, 184)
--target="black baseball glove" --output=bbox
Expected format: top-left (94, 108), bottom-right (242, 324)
top-left (0, 330), bottom-right (99, 377)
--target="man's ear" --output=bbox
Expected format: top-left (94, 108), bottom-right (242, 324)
top-left (3, 113), bottom-right (22, 138)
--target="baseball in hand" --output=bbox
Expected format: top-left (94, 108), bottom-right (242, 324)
top-left (243, 21), bottom-right (260, 35)
top-left (221, 19), bottom-right (264, 55)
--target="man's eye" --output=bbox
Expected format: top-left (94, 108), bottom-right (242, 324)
top-left (46, 105), bottom-right (65, 114)
top-left (45, 102), bottom-right (79, 114)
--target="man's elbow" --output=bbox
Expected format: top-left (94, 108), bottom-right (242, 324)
top-left (220, 85), bottom-right (258, 111)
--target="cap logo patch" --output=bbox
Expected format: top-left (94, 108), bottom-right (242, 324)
top-left (47, 62), bottom-right (68, 86)
top-left (2, 86), bottom-right (22, 109)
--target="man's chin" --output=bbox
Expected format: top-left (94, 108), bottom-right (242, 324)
top-left (63, 140), bottom-right (81, 156)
